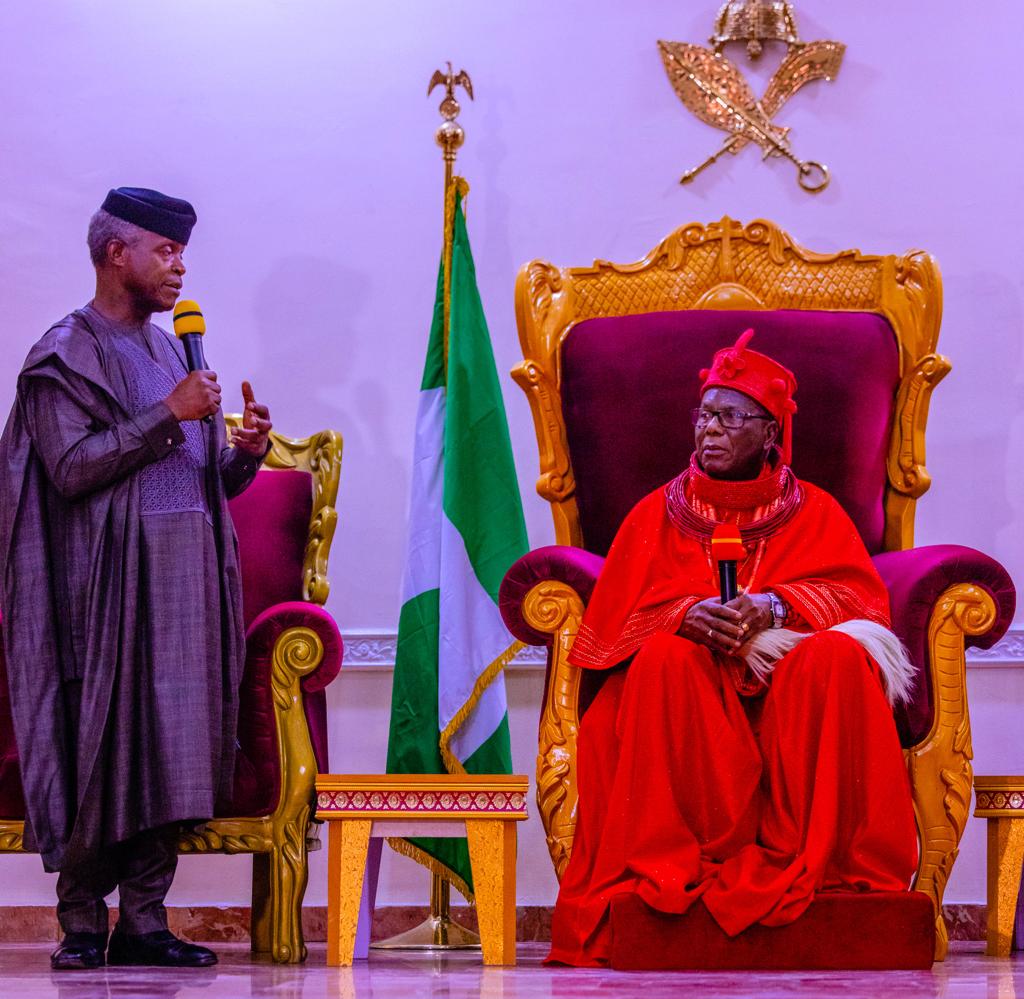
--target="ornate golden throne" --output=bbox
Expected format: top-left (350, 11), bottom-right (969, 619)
top-left (497, 217), bottom-right (1015, 964)
top-left (0, 420), bottom-right (343, 964)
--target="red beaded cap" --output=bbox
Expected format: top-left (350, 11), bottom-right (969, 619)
top-left (699, 328), bottom-right (798, 463)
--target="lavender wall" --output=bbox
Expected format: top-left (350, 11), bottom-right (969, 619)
top-left (0, 1), bottom-right (1020, 911)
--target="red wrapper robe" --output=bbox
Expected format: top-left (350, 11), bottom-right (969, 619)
top-left (547, 461), bottom-right (918, 967)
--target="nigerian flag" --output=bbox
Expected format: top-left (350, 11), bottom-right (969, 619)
top-left (385, 179), bottom-right (528, 899)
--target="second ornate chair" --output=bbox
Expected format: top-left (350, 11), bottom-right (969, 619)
top-left (498, 217), bottom-right (1015, 967)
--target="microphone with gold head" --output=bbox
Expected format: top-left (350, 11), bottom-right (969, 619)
top-left (173, 299), bottom-right (208, 371)
top-left (172, 299), bottom-right (213, 423)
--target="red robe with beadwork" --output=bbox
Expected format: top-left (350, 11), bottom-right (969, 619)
top-left (547, 459), bottom-right (918, 966)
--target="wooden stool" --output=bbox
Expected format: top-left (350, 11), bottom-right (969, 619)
top-left (315, 774), bottom-right (529, 966)
top-left (974, 776), bottom-right (1024, 956)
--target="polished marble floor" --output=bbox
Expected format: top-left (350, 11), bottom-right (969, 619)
top-left (1, 941), bottom-right (1023, 998)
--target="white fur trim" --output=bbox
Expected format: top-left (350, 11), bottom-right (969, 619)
top-left (740, 620), bottom-right (915, 706)
top-left (741, 628), bottom-right (804, 686)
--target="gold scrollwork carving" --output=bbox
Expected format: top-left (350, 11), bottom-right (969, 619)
top-left (0, 829), bottom-right (22, 851)
top-left (178, 825), bottom-right (271, 854)
top-left (522, 581), bottom-right (585, 880)
top-left (890, 354), bottom-right (951, 494)
top-left (272, 627), bottom-right (325, 712)
top-left (304, 432), bottom-right (342, 605)
top-left (908, 583), bottom-right (996, 961)
top-left (884, 353), bottom-right (952, 549)
top-left (524, 260), bottom-right (565, 327)
top-left (892, 250), bottom-right (943, 361)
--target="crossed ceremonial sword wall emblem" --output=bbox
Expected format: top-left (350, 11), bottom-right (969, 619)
top-left (658, 5), bottom-right (845, 193)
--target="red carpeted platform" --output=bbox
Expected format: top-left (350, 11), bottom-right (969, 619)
top-left (609, 891), bottom-right (936, 970)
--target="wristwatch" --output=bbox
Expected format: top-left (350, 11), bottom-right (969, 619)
top-left (767, 591), bottom-right (786, 629)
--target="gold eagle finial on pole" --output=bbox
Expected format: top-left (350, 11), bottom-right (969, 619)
top-left (429, 62), bottom-right (474, 197)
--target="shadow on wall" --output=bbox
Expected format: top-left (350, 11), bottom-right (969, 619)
top-left (249, 257), bottom-right (408, 616)
top-left (927, 268), bottom-right (1022, 564)
top-left (477, 86), bottom-right (515, 282)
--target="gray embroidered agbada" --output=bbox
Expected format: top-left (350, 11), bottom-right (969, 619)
top-left (0, 304), bottom-right (261, 871)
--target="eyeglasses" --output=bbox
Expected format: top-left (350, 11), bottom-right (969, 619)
top-left (691, 407), bottom-right (774, 430)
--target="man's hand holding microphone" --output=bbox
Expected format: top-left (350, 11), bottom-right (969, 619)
top-left (165, 299), bottom-right (272, 455)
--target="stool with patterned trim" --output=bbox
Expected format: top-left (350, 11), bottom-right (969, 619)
top-left (973, 776), bottom-right (1024, 955)
top-left (315, 774), bottom-right (529, 966)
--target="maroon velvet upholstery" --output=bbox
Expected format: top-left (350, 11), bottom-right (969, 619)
top-left (224, 467), bottom-right (340, 816)
top-left (608, 892), bottom-right (935, 970)
top-left (225, 602), bottom-right (342, 817)
top-left (0, 466), bottom-right (343, 825)
top-left (562, 309), bottom-right (899, 556)
top-left (875, 545), bottom-right (1016, 746)
top-left (0, 631), bottom-right (25, 820)
top-left (229, 469), bottom-right (312, 630)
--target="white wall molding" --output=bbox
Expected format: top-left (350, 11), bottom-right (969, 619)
top-left (965, 628), bottom-right (1024, 667)
top-left (341, 627), bottom-right (1024, 670)
top-left (341, 632), bottom-right (547, 670)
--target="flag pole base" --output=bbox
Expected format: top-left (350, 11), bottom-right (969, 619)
top-left (370, 874), bottom-right (481, 950)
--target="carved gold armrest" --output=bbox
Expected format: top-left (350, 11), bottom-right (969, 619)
top-left (522, 580), bottom-right (585, 880)
top-left (270, 625), bottom-right (326, 709)
top-left (907, 583), bottom-right (996, 961)
top-left (178, 625), bottom-right (327, 855)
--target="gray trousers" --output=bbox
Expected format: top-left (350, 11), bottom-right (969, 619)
top-left (56, 823), bottom-right (180, 936)
top-left (54, 680), bottom-right (181, 936)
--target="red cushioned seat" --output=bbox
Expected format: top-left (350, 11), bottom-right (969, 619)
top-left (0, 647), bottom-right (25, 820)
top-left (609, 892), bottom-right (936, 971)
top-left (225, 469), bottom-right (314, 817)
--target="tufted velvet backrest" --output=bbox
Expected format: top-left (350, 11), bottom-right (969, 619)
top-left (228, 469), bottom-right (313, 629)
top-left (561, 309), bottom-right (900, 556)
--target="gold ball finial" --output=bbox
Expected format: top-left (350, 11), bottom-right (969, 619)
top-left (439, 94), bottom-right (461, 121)
top-left (435, 119), bottom-right (465, 162)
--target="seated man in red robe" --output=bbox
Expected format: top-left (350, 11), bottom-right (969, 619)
top-left (548, 329), bottom-right (918, 967)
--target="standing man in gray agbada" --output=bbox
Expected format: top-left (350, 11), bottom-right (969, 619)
top-left (0, 187), bottom-right (273, 970)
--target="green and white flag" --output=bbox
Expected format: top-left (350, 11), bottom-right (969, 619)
top-left (385, 179), bottom-right (528, 898)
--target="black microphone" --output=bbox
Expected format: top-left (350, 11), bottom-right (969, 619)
top-left (172, 299), bottom-right (213, 424)
top-left (711, 524), bottom-right (744, 604)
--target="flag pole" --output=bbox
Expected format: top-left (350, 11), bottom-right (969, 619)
top-left (432, 61), bottom-right (472, 369)
top-left (371, 63), bottom-right (480, 952)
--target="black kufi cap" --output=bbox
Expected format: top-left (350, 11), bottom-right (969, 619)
top-left (100, 187), bottom-right (197, 245)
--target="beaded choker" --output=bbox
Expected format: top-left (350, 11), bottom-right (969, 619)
top-left (665, 452), bottom-right (803, 543)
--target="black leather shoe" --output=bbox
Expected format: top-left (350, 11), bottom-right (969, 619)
top-left (50, 931), bottom-right (108, 970)
top-left (107, 929), bottom-right (217, 967)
